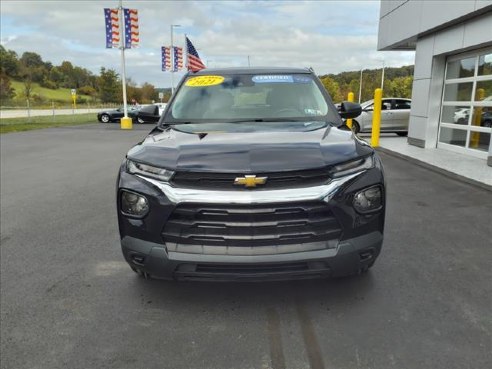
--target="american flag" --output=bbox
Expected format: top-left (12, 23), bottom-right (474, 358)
top-left (186, 36), bottom-right (206, 72)
top-left (104, 8), bottom-right (120, 48)
top-left (161, 47), bottom-right (171, 71)
top-left (124, 9), bottom-right (139, 48)
top-left (173, 46), bottom-right (183, 72)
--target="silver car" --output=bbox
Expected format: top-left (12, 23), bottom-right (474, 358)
top-left (351, 98), bottom-right (411, 136)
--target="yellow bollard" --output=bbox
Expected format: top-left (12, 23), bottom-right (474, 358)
top-left (346, 92), bottom-right (354, 129)
top-left (470, 88), bottom-right (484, 148)
top-left (371, 88), bottom-right (382, 147)
top-left (120, 116), bottom-right (133, 130)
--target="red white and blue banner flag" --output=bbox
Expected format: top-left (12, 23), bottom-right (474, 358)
top-left (124, 9), bottom-right (139, 48)
top-left (186, 36), bottom-right (206, 72)
top-left (162, 47), bottom-right (171, 71)
top-left (173, 47), bottom-right (183, 72)
top-left (104, 8), bottom-right (120, 48)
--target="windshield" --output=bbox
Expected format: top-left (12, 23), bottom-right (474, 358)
top-left (163, 73), bottom-right (339, 124)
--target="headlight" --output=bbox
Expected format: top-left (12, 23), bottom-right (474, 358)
top-left (353, 185), bottom-right (383, 213)
top-left (329, 155), bottom-right (373, 178)
top-left (127, 160), bottom-right (174, 182)
top-left (121, 190), bottom-right (149, 217)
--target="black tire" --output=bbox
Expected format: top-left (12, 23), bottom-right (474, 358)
top-left (100, 114), bottom-right (110, 123)
top-left (351, 120), bottom-right (360, 134)
top-left (396, 132), bottom-right (408, 137)
top-left (457, 118), bottom-right (466, 125)
top-left (130, 266), bottom-right (151, 279)
top-left (483, 120), bottom-right (492, 128)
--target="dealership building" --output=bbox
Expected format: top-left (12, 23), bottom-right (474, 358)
top-left (378, 1), bottom-right (492, 167)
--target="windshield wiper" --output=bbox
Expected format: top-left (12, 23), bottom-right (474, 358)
top-left (229, 118), bottom-right (303, 123)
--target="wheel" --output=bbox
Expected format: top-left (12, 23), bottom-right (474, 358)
top-left (130, 266), bottom-right (151, 279)
top-left (482, 120), bottom-right (492, 128)
top-left (100, 114), bottom-right (110, 123)
top-left (137, 117), bottom-right (145, 124)
top-left (351, 120), bottom-right (360, 134)
top-left (457, 118), bottom-right (466, 125)
top-left (396, 132), bottom-right (408, 137)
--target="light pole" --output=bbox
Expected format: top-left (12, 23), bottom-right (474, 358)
top-left (170, 24), bottom-right (181, 95)
top-left (358, 69), bottom-right (363, 103)
top-left (381, 59), bottom-right (385, 91)
top-left (247, 55), bottom-right (251, 67)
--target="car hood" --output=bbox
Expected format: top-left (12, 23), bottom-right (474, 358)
top-left (126, 124), bottom-right (373, 172)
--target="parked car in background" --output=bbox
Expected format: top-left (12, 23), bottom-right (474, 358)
top-left (133, 104), bottom-right (162, 124)
top-left (351, 98), bottom-right (411, 136)
top-left (453, 108), bottom-right (470, 124)
top-left (453, 108), bottom-right (492, 127)
top-left (97, 106), bottom-right (140, 123)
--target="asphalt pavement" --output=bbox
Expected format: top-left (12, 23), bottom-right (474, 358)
top-left (1, 123), bottom-right (491, 369)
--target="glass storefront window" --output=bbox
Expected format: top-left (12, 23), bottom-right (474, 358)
top-left (439, 127), bottom-right (467, 147)
top-left (446, 57), bottom-right (475, 79)
top-left (443, 82), bottom-right (473, 101)
top-left (478, 53), bottom-right (492, 76)
top-left (467, 131), bottom-right (491, 152)
top-left (441, 106), bottom-right (470, 125)
top-left (474, 80), bottom-right (492, 101)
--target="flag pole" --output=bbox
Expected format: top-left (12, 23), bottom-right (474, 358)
top-left (119, 0), bottom-right (129, 126)
top-left (170, 24), bottom-right (174, 95)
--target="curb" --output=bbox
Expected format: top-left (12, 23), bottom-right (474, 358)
top-left (376, 146), bottom-right (492, 193)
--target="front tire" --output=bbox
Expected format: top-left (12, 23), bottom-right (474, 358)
top-left (351, 120), bottom-right (360, 134)
top-left (100, 114), bottom-right (110, 123)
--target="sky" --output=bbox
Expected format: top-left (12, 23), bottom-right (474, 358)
top-left (0, 0), bottom-right (415, 88)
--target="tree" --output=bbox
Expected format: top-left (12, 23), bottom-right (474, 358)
top-left (97, 67), bottom-right (120, 103)
top-left (0, 46), bottom-right (20, 77)
top-left (0, 74), bottom-right (15, 103)
top-left (320, 76), bottom-right (342, 103)
top-left (140, 82), bottom-right (157, 103)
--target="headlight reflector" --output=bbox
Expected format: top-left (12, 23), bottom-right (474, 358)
top-left (353, 185), bottom-right (383, 213)
top-left (121, 190), bottom-right (149, 217)
top-left (127, 160), bottom-right (174, 182)
top-left (330, 155), bottom-right (373, 178)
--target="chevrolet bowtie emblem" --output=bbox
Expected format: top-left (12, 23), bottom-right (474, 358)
top-left (234, 175), bottom-right (268, 188)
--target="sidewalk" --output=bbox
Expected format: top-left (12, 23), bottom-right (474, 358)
top-left (361, 134), bottom-right (492, 190)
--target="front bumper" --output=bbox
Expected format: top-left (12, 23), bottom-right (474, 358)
top-left (121, 231), bottom-right (383, 281)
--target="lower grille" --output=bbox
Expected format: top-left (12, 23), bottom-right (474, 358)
top-left (162, 202), bottom-right (342, 247)
top-left (195, 262), bottom-right (309, 274)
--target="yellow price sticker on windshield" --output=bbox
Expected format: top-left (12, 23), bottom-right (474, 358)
top-left (185, 75), bottom-right (224, 87)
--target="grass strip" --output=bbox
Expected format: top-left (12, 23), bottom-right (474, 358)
top-left (0, 114), bottom-right (98, 134)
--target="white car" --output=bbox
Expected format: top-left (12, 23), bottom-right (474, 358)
top-left (351, 98), bottom-right (411, 136)
top-left (453, 108), bottom-right (470, 124)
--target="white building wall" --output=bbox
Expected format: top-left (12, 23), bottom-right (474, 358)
top-left (406, 12), bottom-right (492, 158)
top-left (379, 0), bottom-right (492, 165)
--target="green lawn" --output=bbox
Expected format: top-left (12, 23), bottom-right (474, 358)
top-left (10, 80), bottom-right (92, 105)
top-left (0, 114), bottom-right (98, 134)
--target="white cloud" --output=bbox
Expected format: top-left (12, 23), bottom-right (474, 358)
top-left (0, 0), bottom-right (414, 86)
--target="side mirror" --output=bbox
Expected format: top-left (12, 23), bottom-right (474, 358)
top-left (339, 101), bottom-right (362, 119)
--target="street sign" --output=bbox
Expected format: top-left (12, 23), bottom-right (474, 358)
top-left (71, 89), bottom-right (76, 96)
top-left (158, 92), bottom-right (164, 99)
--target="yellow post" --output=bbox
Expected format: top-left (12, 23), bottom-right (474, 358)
top-left (470, 88), bottom-right (484, 148)
top-left (72, 95), bottom-right (77, 110)
top-left (346, 92), bottom-right (354, 129)
top-left (120, 116), bottom-right (133, 130)
top-left (371, 88), bottom-right (382, 147)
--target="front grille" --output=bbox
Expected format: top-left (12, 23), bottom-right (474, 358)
top-left (162, 202), bottom-right (342, 247)
top-left (195, 262), bottom-right (309, 274)
top-left (170, 168), bottom-right (331, 190)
